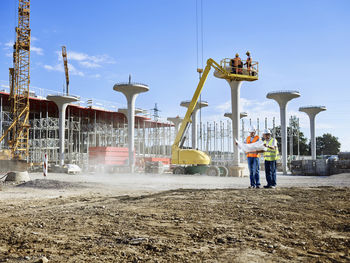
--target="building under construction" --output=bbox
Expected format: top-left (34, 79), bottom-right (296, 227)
top-left (0, 89), bottom-right (175, 170)
top-left (0, 86), bottom-right (280, 171)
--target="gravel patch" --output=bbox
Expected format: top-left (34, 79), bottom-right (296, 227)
top-left (16, 179), bottom-right (86, 190)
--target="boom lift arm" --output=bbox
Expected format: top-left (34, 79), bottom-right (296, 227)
top-left (171, 58), bottom-right (230, 165)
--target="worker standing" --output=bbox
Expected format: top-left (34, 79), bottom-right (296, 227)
top-left (262, 129), bottom-right (280, 189)
top-left (245, 51), bottom-right (252, 76)
top-left (246, 126), bottom-right (260, 188)
top-left (231, 53), bottom-right (242, 74)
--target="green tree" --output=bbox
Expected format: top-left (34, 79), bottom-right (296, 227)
top-left (316, 133), bottom-right (341, 155)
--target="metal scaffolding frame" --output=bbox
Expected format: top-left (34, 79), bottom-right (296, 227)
top-left (0, 90), bottom-right (301, 168)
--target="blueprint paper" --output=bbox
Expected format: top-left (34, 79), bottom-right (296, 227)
top-left (235, 139), bottom-right (267, 153)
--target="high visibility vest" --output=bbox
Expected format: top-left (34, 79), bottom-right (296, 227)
top-left (263, 138), bottom-right (280, 161)
top-left (246, 136), bottom-right (260, 158)
top-left (233, 57), bottom-right (241, 67)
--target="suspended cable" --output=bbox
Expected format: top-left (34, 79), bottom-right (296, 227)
top-left (195, 0), bottom-right (199, 70)
top-left (194, 0), bottom-right (205, 149)
top-left (200, 0), bottom-right (204, 69)
top-left (13, 0), bottom-right (17, 46)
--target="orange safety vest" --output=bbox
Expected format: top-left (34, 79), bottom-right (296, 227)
top-left (233, 57), bottom-right (241, 67)
top-left (233, 57), bottom-right (242, 73)
top-left (246, 135), bottom-right (260, 158)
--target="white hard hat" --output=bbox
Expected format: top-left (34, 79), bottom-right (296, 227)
top-left (263, 129), bottom-right (271, 135)
top-left (249, 126), bottom-right (256, 133)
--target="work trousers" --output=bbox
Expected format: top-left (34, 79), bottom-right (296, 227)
top-left (247, 157), bottom-right (260, 187)
top-left (265, 160), bottom-right (277, 186)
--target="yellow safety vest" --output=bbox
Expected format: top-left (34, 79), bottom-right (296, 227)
top-left (264, 138), bottom-right (280, 161)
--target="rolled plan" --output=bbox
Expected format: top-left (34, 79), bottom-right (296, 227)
top-left (235, 139), bottom-right (267, 153)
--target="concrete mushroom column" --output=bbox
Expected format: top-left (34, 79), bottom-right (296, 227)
top-left (299, 106), bottom-right (326, 159)
top-left (118, 108), bottom-right (143, 116)
top-left (222, 81), bottom-right (244, 167)
top-left (180, 100), bottom-right (208, 149)
top-left (267, 91), bottom-right (300, 174)
top-left (167, 116), bottom-right (184, 133)
top-left (225, 112), bottom-right (249, 145)
top-left (224, 112), bottom-right (248, 120)
top-left (225, 112), bottom-right (248, 142)
top-left (47, 95), bottom-right (79, 167)
top-left (113, 83), bottom-right (149, 173)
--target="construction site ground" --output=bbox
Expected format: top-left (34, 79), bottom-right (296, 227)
top-left (0, 172), bottom-right (349, 262)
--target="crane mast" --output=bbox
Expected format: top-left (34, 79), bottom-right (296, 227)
top-left (62, 46), bottom-right (69, 95)
top-left (0, 0), bottom-right (31, 160)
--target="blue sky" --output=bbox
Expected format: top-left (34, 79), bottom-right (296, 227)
top-left (0, 0), bottom-right (349, 150)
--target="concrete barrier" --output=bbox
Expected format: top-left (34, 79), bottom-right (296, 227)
top-left (0, 160), bottom-right (28, 173)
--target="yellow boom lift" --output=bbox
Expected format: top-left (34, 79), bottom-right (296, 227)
top-left (171, 58), bottom-right (258, 175)
top-left (0, 0), bottom-right (31, 161)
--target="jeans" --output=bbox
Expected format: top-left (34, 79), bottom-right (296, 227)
top-left (247, 157), bottom-right (260, 187)
top-left (265, 160), bottom-right (277, 186)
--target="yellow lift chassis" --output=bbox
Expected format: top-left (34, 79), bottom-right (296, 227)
top-left (171, 58), bottom-right (258, 176)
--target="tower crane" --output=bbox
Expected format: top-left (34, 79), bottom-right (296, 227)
top-left (61, 46), bottom-right (69, 95)
top-left (0, 0), bottom-right (31, 161)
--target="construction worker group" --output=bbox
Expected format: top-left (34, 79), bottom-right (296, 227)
top-left (245, 127), bottom-right (279, 189)
top-left (231, 51), bottom-right (253, 76)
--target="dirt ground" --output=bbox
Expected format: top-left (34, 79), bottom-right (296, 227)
top-left (0, 176), bottom-right (349, 262)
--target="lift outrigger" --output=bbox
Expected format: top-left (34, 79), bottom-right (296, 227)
top-left (171, 58), bottom-right (258, 176)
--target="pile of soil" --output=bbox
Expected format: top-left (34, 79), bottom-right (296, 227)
top-left (16, 179), bottom-right (85, 190)
top-left (0, 187), bottom-right (348, 262)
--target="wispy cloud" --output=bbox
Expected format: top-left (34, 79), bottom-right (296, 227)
top-left (0, 80), bottom-right (9, 90)
top-left (90, 73), bottom-right (101, 78)
top-left (79, 61), bottom-right (101, 68)
top-left (44, 63), bottom-right (84, 76)
top-left (44, 64), bottom-right (63, 72)
top-left (3, 41), bottom-right (13, 49)
top-left (68, 63), bottom-right (84, 76)
top-left (3, 41), bottom-right (13, 57)
top-left (31, 45), bottom-right (44, 55)
top-left (44, 49), bottom-right (115, 78)
top-left (215, 101), bottom-right (231, 112)
top-left (68, 51), bottom-right (115, 68)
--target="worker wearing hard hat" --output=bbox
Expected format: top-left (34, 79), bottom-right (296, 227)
top-left (244, 51), bottom-right (252, 76)
top-left (246, 126), bottom-right (260, 188)
top-left (262, 129), bottom-right (280, 189)
top-left (231, 53), bottom-right (243, 74)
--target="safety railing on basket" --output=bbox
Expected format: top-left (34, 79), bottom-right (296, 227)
top-left (220, 58), bottom-right (259, 77)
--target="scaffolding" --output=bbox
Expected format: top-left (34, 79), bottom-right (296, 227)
top-left (0, 87), bottom-right (302, 169)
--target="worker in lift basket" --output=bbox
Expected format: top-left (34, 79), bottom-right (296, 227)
top-left (231, 53), bottom-right (243, 74)
top-left (262, 129), bottom-right (280, 189)
top-left (246, 126), bottom-right (261, 189)
top-left (244, 51), bottom-right (252, 76)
